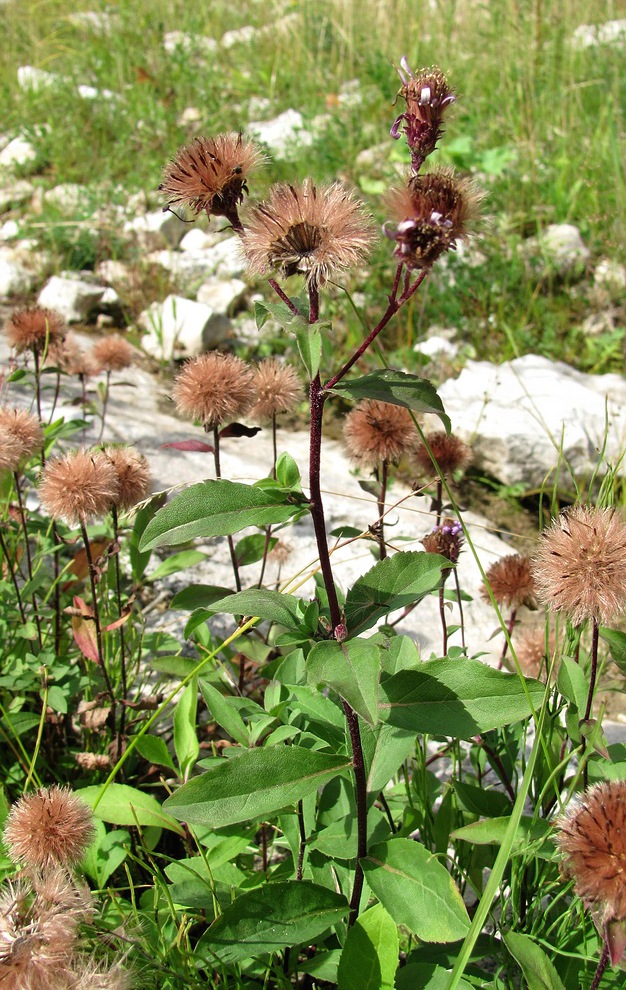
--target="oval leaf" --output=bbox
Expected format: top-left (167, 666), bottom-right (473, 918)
top-left (345, 552), bottom-right (448, 636)
top-left (308, 638), bottom-right (381, 725)
top-left (78, 784), bottom-right (184, 834)
top-left (504, 931), bottom-right (566, 990)
top-left (329, 370), bottom-right (450, 434)
top-left (337, 903), bottom-right (399, 990)
top-left (209, 589), bottom-right (305, 629)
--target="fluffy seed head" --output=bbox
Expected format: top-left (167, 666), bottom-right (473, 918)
top-left (3, 786), bottom-right (95, 871)
top-left (38, 449), bottom-right (119, 526)
top-left (0, 423), bottom-right (29, 475)
top-left (421, 517), bottom-right (464, 564)
top-left (160, 132), bottom-right (264, 221)
top-left (343, 399), bottom-right (418, 468)
top-left (74, 752), bottom-right (112, 772)
top-left (173, 352), bottom-right (254, 428)
top-left (47, 334), bottom-right (97, 378)
top-left (514, 627), bottom-right (557, 681)
top-left (102, 446), bottom-right (152, 511)
top-left (0, 408), bottom-right (44, 468)
top-left (391, 60), bottom-right (455, 166)
top-left (0, 880), bottom-right (79, 990)
top-left (92, 336), bottom-right (135, 373)
top-left (4, 307), bottom-right (65, 355)
top-left (482, 554), bottom-right (537, 611)
top-left (244, 178), bottom-right (374, 288)
top-left (414, 430), bottom-right (471, 477)
top-left (384, 167), bottom-right (483, 269)
top-left (533, 505), bottom-right (626, 626)
top-left (249, 359), bottom-right (302, 422)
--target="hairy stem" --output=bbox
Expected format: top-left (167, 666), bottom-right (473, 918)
top-left (112, 505), bottom-right (128, 746)
top-left (213, 425), bottom-right (241, 592)
top-left (582, 620), bottom-right (600, 788)
top-left (589, 941), bottom-right (609, 990)
top-left (80, 520), bottom-right (116, 728)
top-left (13, 472), bottom-right (42, 649)
top-left (376, 460), bottom-right (388, 560)
top-left (0, 527), bottom-right (27, 624)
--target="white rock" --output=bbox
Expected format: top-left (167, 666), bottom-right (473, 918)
top-left (77, 84), bottom-right (116, 100)
top-left (437, 354), bottom-right (626, 490)
top-left (337, 79), bottom-right (362, 108)
top-left (221, 25), bottom-right (257, 48)
top-left (413, 336), bottom-right (459, 359)
top-left (179, 229), bottom-right (223, 252)
top-left (206, 238), bottom-right (246, 278)
top-left (582, 311), bottom-right (618, 337)
top-left (177, 106), bottom-right (202, 128)
top-left (96, 259), bottom-right (132, 285)
top-left (125, 210), bottom-right (188, 248)
top-left (67, 11), bottom-right (114, 32)
top-left (524, 223), bottom-right (589, 278)
top-left (0, 179), bottom-right (34, 212)
top-left (37, 275), bottom-right (107, 323)
top-left (150, 237), bottom-right (246, 282)
top-left (164, 31), bottom-right (218, 55)
top-left (0, 220), bottom-right (19, 240)
top-left (99, 286), bottom-right (121, 307)
top-left (247, 96), bottom-right (271, 119)
top-left (0, 136), bottom-right (37, 169)
top-left (196, 276), bottom-right (247, 312)
top-left (246, 109), bottom-right (313, 159)
top-left (571, 19), bottom-right (626, 49)
top-left (594, 258), bottom-right (626, 294)
top-left (138, 294), bottom-right (231, 360)
top-left (43, 183), bottom-right (90, 212)
top-left (0, 251), bottom-right (36, 297)
top-left (17, 65), bottom-right (57, 92)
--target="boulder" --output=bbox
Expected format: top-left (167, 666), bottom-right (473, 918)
top-left (246, 109), bottom-right (313, 160)
top-left (43, 183), bottom-right (91, 213)
top-left (16, 65), bottom-right (57, 92)
top-left (523, 223), bottom-right (590, 280)
top-left (125, 210), bottom-right (188, 249)
top-left (37, 274), bottom-right (107, 323)
top-left (0, 180), bottom-right (34, 212)
top-left (571, 19), bottom-right (626, 48)
top-left (138, 294), bottom-right (231, 360)
top-left (0, 249), bottom-right (37, 297)
top-left (0, 137), bottom-right (37, 169)
top-left (196, 276), bottom-right (247, 313)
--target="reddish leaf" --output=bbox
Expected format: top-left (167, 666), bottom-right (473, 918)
top-left (219, 423), bottom-right (262, 439)
top-left (71, 596), bottom-right (99, 664)
top-left (104, 612), bottom-right (132, 632)
top-left (161, 439), bottom-right (214, 452)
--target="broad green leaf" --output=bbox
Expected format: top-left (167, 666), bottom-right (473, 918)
top-left (453, 782), bottom-right (511, 818)
top-left (345, 552), bottom-right (448, 636)
top-left (78, 784), bottom-right (184, 834)
top-left (310, 808), bottom-right (389, 860)
top-left (379, 659), bottom-right (544, 737)
top-left (146, 549), bottom-right (207, 582)
top-left (307, 638), bottom-right (381, 725)
top-left (129, 493), bottom-right (165, 582)
top-left (362, 723), bottom-right (417, 794)
top-left (174, 675), bottom-right (199, 780)
top-left (135, 734), bottom-right (176, 771)
top-left (362, 838), bottom-right (469, 942)
top-left (198, 881), bottom-right (349, 963)
top-left (294, 321), bottom-right (323, 379)
top-left (396, 965), bottom-right (473, 990)
top-left (208, 589), bottom-right (305, 629)
top-left (600, 627), bottom-right (626, 675)
top-left (557, 656), bottom-right (588, 712)
top-left (452, 816), bottom-right (552, 854)
top-left (380, 635), bottom-right (421, 675)
top-left (503, 931), bottom-right (566, 990)
top-left (337, 903), bottom-right (398, 990)
top-left (149, 654), bottom-right (197, 677)
top-left (170, 584), bottom-right (233, 610)
top-left (164, 747), bottom-right (351, 827)
top-left (83, 821), bottom-right (130, 886)
top-left (200, 680), bottom-right (250, 747)
top-left (329, 370), bottom-right (450, 434)
top-left (139, 480), bottom-right (299, 551)
top-left (300, 950), bottom-right (342, 982)
top-left (275, 452), bottom-right (303, 491)
top-left (234, 534), bottom-right (278, 567)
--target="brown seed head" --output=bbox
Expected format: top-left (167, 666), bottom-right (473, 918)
top-left (39, 449), bottom-right (119, 526)
top-left (92, 336), bottom-right (135, 373)
top-left (249, 359), bottom-right (302, 422)
top-left (103, 446), bottom-right (152, 511)
top-left (3, 786), bottom-right (95, 871)
top-left (482, 554), bottom-right (537, 611)
top-left (243, 178), bottom-right (374, 289)
top-left (0, 408), bottom-right (44, 467)
top-left (343, 399), bottom-right (418, 468)
top-left (173, 352), bottom-right (254, 428)
top-left (533, 505), bottom-right (626, 626)
top-left (384, 167), bottom-right (483, 269)
top-left (391, 61), bottom-right (456, 166)
top-left (0, 423), bottom-right (30, 475)
top-left (268, 539), bottom-right (293, 566)
top-left (421, 517), bottom-right (464, 564)
top-left (47, 333), bottom-right (97, 378)
top-left (0, 878), bottom-right (80, 989)
top-left (72, 959), bottom-right (132, 990)
top-left (74, 752), bottom-right (113, 772)
top-left (160, 132), bottom-right (264, 221)
top-left (4, 307), bottom-right (65, 355)
top-left (514, 627), bottom-right (557, 681)
top-left (414, 430), bottom-right (471, 477)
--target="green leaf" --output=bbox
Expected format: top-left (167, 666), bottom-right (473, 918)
top-left (452, 816), bottom-right (552, 854)
top-left (208, 589), bottom-right (305, 629)
top-left (200, 680), bottom-right (250, 747)
top-left (503, 931), bottom-right (566, 990)
top-left (254, 298), bottom-right (322, 379)
top-left (311, 808), bottom-right (389, 860)
top-left (557, 656), bottom-right (588, 712)
top-left (139, 480), bottom-right (299, 551)
top-left (379, 659), bottom-right (544, 738)
top-left (362, 723), bottom-right (417, 794)
top-left (234, 534), bottom-right (278, 567)
top-left (275, 452), bottom-right (302, 491)
top-left (362, 838), bottom-right (469, 942)
top-left (345, 552), bottom-right (448, 636)
top-left (337, 903), bottom-right (398, 990)
top-left (83, 821), bottom-right (130, 886)
top-left (164, 747), bottom-right (351, 827)
top-left (149, 654), bottom-right (198, 677)
top-left (129, 493), bottom-right (165, 582)
top-left (170, 584), bottom-right (233, 610)
top-left (78, 784), bottom-right (184, 834)
top-left (173, 676), bottom-right (199, 780)
top-left (146, 549), bottom-right (207, 582)
top-left (135, 734), bottom-right (176, 771)
top-left (329, 370), bottom-right (450, 434)
top-left (198, 881), bottom-right (349, 963)
top-left (308, 638), bottom-right (381, 725)
top-left (600, 627), bottom-right (626, 675)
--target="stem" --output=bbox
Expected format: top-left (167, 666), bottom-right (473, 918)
top-left (376, 461), bottom-right (388, 560)
top-left (80, 520), bottom-right (116, 728)
top-left (498, 609), bottom-right (518, 669)
top-left (296, 800), bottom-right (306, 880)
top-left (589, 941), bottom-right (609, 990)
top-left (0, 527), bottom-right (27, 624)
top-left (309, 375), bottom-right (341, 628)
top-left (434, 478), bottom-right (443, 526)
top-left (268, 279), bottom-right (302, 317)
top-left (97, 370), bottom-right (111, 443)
top-left (213, 425), bottom-right (241, 592)
top-left (271, 412), bottom-right (278, 479)
top-left (256, 525), bottom-right (273, 590)
top-left (32, 347), bottom-right (43, 422)
top-left (378, 791), bottom-right (397, 833)
top-left (52, 521), bottom-right (61, 654)
top-left (452, 566), bottom-right (467, 652)
top-left (582, 620), bottom-right (600, 788)
top-left (474, 735), bottom-right (516, 804)
top-left (48, 369), bottom-right (61, 424)
top-left (112, 506), bottom-right (128, 744)
top-left (438, 584), bottom-right (448, 655)
top-left (14, 472), bottom-right (42, 649)
top-left (344, 701), bottom-right (367, 925)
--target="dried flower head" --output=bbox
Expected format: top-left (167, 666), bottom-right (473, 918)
top-left (384, 167), bottom-right (483, 269)
top-left (421, 517), bottom-right (464, 564)
top-left (92, 336), bottom-right (135, 373)
top-left (172, 352), bottom-right (254, 428)
top-left (414, 430), bottom-right (471, 477)
top-left (249, 359), bottom-right (302, 422)
top-left (244, 178), bottom-right (374, 288)
top-left (343, 399), bottom-right (418, 469)
top-left (47, 334), bottom-right (97, 378)
top-left (74, 752), bottom-right (112, 772)
top-left (3, 786), bottom-right (95, 871)
top-left (482, 554), bottom-right (537, 611)
top-left (72, 958), bottom-right (132, 990)
top-left (533, 505), bottom-right (626, 626)
top-left (4, 307), bottom-right (65, 355)
top-left (0, 423), bottom-right (29, 475)
top-left (557, 780), bottom-right (626, 966)
top-left (391, 59), bottom-right (455, 168)
top-left (39, 449), bottom-right (119, 527)
top-left (103, 446), bottom-right (152, 511)
top-left (0, 408), bottom-right (44, 467)
top-left (0, 879), bottom-right (79, 990)
top-left (514, 627), bottom-right (557, 681)
top-left (160, 132), bottom-right (264, 224)
top-left (268, 539), bottom-right (293, 566)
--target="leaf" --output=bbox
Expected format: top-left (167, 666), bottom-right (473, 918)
top-left (83, 821), bottom-right (130, 886)
top-left (307, 638), bottom-right (381, 725)
top-left (197, 881), bottom-right (349, 963)
top-left (503, 931), bottom-right (566, 990)
top-left (129, 492), bottom-right (166, 582)
top-left (200, 680), bottom-right (250, 747)
top-left (146, 549), bottom-right (207, 582)
top-left (310, 808), bottom-right (389, 861)
top-left (219, 423), bottom-right (261, 439)
top-left (164, 747), bottom-right (351, 827)
top-left (345, 552), bottom-right (448, 636)
top-left (379, 658), bottom-right (544, 737)
top-left (77, 784), bottom-right (184, 834)
top-left (139, 480), bottom-right (299, 552)
top-left (329, 370), bottom-right (450, 434)
top-left (337, 903), bottom-right (399, 990)
top-left (362, 838), bottom-right (469, 943)
top-left (600, 627), bottom-right (626, 675)
top-left (275, 452), bottom-right (302, 491)
top-left (170, 584), bottom-right (233, 610)
top-left (149, 654), bottom-right (198, 677)
top-left (362, 722), bottom-right (416, 793)
top-left (452, 816), bottom-right (552, 854)
top-left (135, 734), bottom-right (176, 771)
top-left (234, 534), bottom-right (278, 567)
top-left (173, 676), bottom-right (199, 780)
top-left (208, 589), bottom-right (305, 629)
top-left (161, 439), bottom-right (214, 452)
top-left (71, 596), bottom-right (99, 664)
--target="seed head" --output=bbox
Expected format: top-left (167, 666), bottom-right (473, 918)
top-left (74, 752), bottom-right (112, 772)
top-left (243, 178), bottom-right (374, 289)
top-left (3, 786), bottom-right (95, 872)
top-left (160, 132), bottom-right (264, 223)
top-left (514, 627), bottom-right (557, 681)
top-left (0, 881), bottom-right (79, 990)
top-left (172, 352), bottom-right (254, 429)
top-left (421, 517), bottom-right (464, 564)
top-left (0, 408), bottom-right (44, 468)
top-left (39, 449), bottom-right (119, 527)
top-left (343, 399), bottom-right (418, 468)
top-left (4, 307), bottom-right (65, 355)
top-left (533, 505), bottom-right (626, 626)
top-left (0, 423), bottom-right (30, 475)
top-left (249, 359), bottom-right (302, 422)
top-left (92, 336), bottom-right (135, 373)
top-left (47, 334), bottom-right (97, 378)
top-left (391, 60), bottom-right (456, 168)
top-left (482, 554), bottom-right (537, 611)
top-left (384, 167), bottom-right (483, 269)
top-left (414, 430), bottom-right (471, 477)
top-left (102, 446), bottom-right (152, 511)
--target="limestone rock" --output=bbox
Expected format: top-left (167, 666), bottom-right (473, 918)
top-left (17, 65), bottom-right (57, 92)
top-left (77, 84), bottom-right (116, 101)
top-left (139, 294), bottom-right (231, 360)
top-left (523, 223), bottom-right (590, 280)
top-left (179, 229), bottom-right (224, 252)
top-left (43, 183), bottom-right (91, 213)
top-left (37, 274), bottom-right (107, 323)
top-left (0, 248), bottom-right (37, 297)
top-left (66, 11), bottom-right (115, 32)
top-left (571, 19), bottom-right (626, 49)
top-left (221, 25), bottom-right (257, 48)
top-left (177, 106), bottom-right (202, 128)
top-left (196, 276), bottom-right (247, 313)
top-left (96, 260), bottom-right (132, 286)
top-left (164, 31), bottom-right (218, 55)
top-left (0, 220), bottom-right (19, 241)
top-left (0, 180), bottom-right (34, 212)
top-left (246, 109), bottom-right (313, 160)
top-left (0, 136), bottom-right (37, 169)
top-left (125, 210), bottom-right (188, 249)
top-left (414, 336), bottom-right (459, 359)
